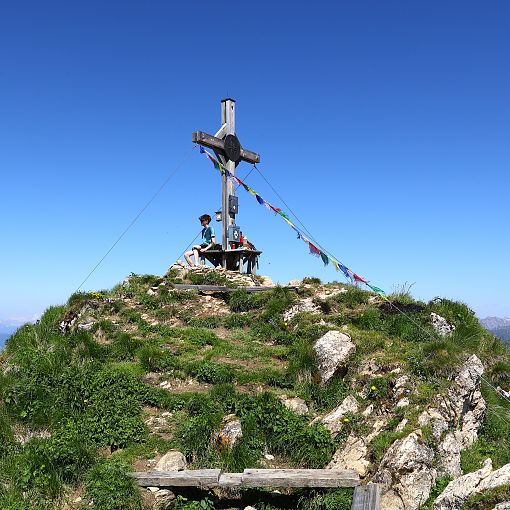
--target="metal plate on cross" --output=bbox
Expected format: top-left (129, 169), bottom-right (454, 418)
top-left (228, 225), bottom-right (241, 242)
top-left (224, 134), bottom-right (241, 163)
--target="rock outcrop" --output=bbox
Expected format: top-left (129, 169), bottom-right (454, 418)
top-left (314, 331), bottom-right (355, 384)
top-left (433, 459), bottom-right (510, 510)
top-left (283, 298), bottom-right (321, 322)
top-left (374, 432), bottom-right (437, 510)
top-left (418, 355), bottom-right (486, 478)
top-left (320, 395), bottom-right (359, 436)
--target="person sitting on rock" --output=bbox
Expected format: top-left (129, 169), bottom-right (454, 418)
top-left (184, 214), bottom-right (217, 267)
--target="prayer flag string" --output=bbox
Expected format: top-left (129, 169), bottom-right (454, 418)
top-left (199, 148), bottom-right (385, 294)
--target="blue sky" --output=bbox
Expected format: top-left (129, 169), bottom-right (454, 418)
top-left (1, 0), bottom-right (509, 327)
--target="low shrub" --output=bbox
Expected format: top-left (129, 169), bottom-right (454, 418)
top-left (224, 313), bottom-right (251, 329)
top-left (298, 378), bottom-right (349, 413)
top-left (288, 339), bottom-right (318, 384)
top-left (85, 458), bottom-right (143, 510)
top-left (83, 366), bottom-right (146, 448)
top-left (138, 345), bottom-right (180, 372)
top-left (109, 333), bottom-right (142, 361)
top-left (460, 484), bottom-right (510, 510)
top-left (351, 307), bottom-right (383, 331)
top-left (187, 316), bottom-right (222, 329)
top-left (228, 289), bottom-right (262, 312)
top-left (189, 361), bottom-right (235, 384)
top-left (298, 488), bottom-right (353, 510)
top-left (331, 286), bottom-right (368, 308)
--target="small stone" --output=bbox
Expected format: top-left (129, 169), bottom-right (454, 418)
top-left (155, 489), bottom-right (174, 499)
top-left (155, 450), bottom-right (187, 472)
top-left (148, 486), bottom-right (160, 492)
top-left (396, 397), bottom-right (410, 408)
top-left (279, 396), bottom-right (309, 415)
top-left (395, 419), bottom-right (408, 432)
top-left (362, 404), bottom-right (374, 417)
top-left (244, 506), bottom-right (257, 510)
top-left (264, 454), bottom-right (275, 460)
top-left (217, 414), bottom-right (243, 450)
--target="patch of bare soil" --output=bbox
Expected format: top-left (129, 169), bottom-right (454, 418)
top-left (215, 356), bottom-right (273, 370)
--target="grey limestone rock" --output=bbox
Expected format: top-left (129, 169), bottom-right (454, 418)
top-left (279, 395), bottom-right (309, 415)
top-left (320, 395), bottom-right (359, 436)
top-left (374, 431), bottom-right (437, 510)
top-left (155, 450), bottom-right (187, 472)
top-left (314, 330), bottom-right (356, 384)
top-left (431, 312), bottom-right (456, 336)
top-left (217, 414), bottom-right (243, 450)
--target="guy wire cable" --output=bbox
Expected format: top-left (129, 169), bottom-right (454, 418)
top-left (74, 145), bottom-right (198, 293)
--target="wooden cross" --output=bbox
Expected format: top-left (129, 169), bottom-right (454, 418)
top-left (192, 98), bottom-right (260, 252)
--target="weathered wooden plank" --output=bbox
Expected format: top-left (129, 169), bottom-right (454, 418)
top-left (132, 469), bottom-right (221, 487)
top-left (191, 131), bottom-right (260, 164)
top-left (133, 469), bottom-right (360, 489)
top-left (351, 484), bottom-right (381, 510)
top-left (240, 469), bottom-right (360, 488)
top-left (218, 472), bottom-right (243, 487)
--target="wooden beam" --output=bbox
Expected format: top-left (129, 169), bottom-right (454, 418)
top-left (240, 469), bottom-right (360, 488)
top-left (351, 485), bottom-right (381, 510)
top-left (192, 131), bottom-right (260, 164)
top-left (132, 469), bottom-right (360, 489)
top-left (132, 469), bottom-right (221, 487)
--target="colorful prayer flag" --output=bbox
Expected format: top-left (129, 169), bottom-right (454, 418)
top-left (309, 243), bottom-right (321, 257)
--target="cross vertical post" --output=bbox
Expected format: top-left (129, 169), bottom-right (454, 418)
top-left (192, 98), bottom-right (260, 270)
top-left (222, 99), bottom-right (236, 254)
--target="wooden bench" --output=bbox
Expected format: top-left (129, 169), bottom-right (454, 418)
top-left (200, 249), bottom-right (262, 274)
top-left (132, 469), bottom-right (382, 509)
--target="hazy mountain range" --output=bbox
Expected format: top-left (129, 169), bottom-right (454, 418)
top-left (480, 316), bottom-right (510, 344)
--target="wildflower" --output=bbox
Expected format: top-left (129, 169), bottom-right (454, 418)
top-left (371, 385), bottom-right (377, 391)
top-left (343, 417), bottom-right (350, 423)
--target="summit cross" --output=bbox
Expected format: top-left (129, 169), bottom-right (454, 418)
top-left (192, 99), bottom-right (260, 251)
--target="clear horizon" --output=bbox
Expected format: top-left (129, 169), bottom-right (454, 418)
top-left (1, 1), bottom-right (510, 322)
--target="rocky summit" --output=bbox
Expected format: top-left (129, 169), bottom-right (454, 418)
top-left (1, 267), bottom-right (510, 510)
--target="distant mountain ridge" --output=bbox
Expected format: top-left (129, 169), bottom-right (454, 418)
top-left (480, 316), bottom-right (510, 344)
top-left (0, 333), bottom-right (11, 349)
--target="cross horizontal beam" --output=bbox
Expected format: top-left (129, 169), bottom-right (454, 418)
top-left (192, 131), bottom-right (260, 164)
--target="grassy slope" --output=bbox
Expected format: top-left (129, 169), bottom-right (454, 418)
top-left (1, 272), bottom-right (510, 510)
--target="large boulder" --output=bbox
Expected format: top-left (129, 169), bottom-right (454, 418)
top-left (374, 432), bottom-right (437, 510)
top-left (155, 450), bottom-right (187, 472)
top-left (314, 331), bottom-right (356, 384)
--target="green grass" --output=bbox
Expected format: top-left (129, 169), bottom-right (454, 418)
top-left (461, 484), bottom-right (510, 510)
top-left (2, 275), bottom-right (510, 509)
